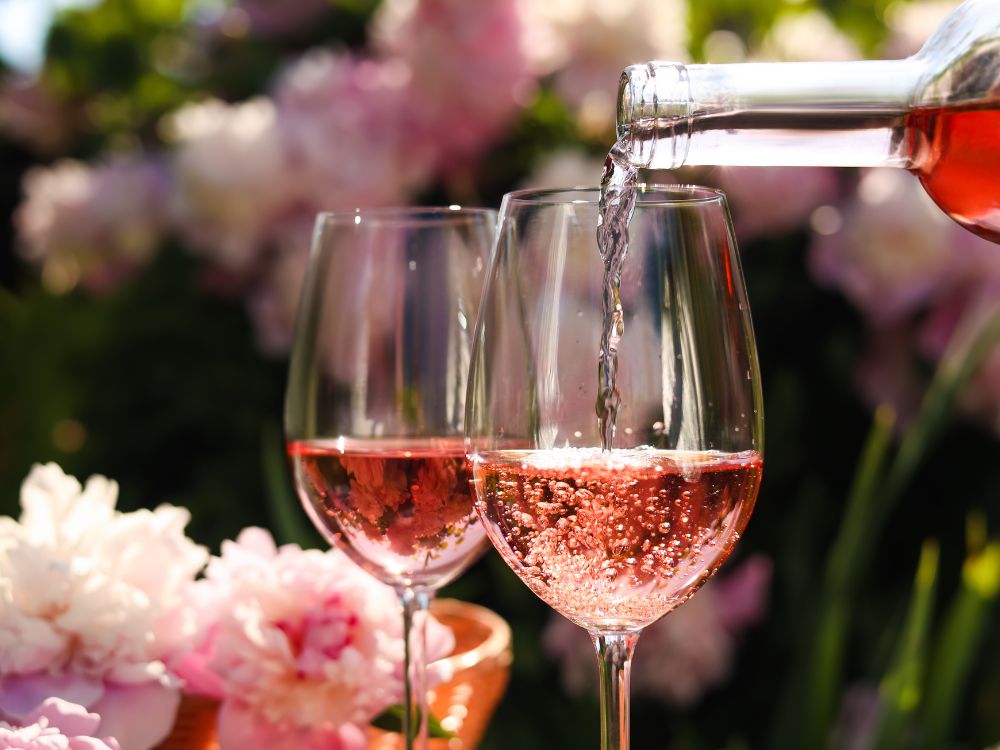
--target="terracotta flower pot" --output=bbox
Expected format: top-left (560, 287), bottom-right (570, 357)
top-left (155, 599), bottom-right (512, 750)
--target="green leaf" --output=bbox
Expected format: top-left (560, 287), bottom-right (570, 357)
top-left (919, 539), bottom-right (1000, 750)
top-left (871, 540), bottom-right (940, 750)
top-left (782, 405), bottom-right (895, 749)
top-left (371, 705), bottom-right (457, 740)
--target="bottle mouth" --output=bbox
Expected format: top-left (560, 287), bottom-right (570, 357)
top-left (615, 62), bottom-right (692, 169)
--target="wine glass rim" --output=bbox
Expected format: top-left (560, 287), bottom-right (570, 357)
top-left (315, 206), bottom-right (497, 227)
top-left (504, 184), bottom-right (726, 206)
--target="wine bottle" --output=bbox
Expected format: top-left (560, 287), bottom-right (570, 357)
top-left (616, 0), bottom-right (1000, 242)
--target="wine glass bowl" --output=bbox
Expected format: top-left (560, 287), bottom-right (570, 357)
top-left (285, 206), bottom-right (496, 748)
top-left (466, 185), bottom-right (762, 747)
top-left (286, 207), bottom-right (495, 590)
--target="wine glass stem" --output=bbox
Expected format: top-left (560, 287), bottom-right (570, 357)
top-left (591, 631), bottom-right (640, 750)
top-left (400, 586), bottom-right (432, 750)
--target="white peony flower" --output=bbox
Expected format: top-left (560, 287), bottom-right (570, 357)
top-left (166, 97), bottom-right (299, 273)
top-left (0, 463), bottom-right (208, 750)
top-left (519, 0), bottom-right (687, 135)
top-left (15, 156), bottom-right (167, 294)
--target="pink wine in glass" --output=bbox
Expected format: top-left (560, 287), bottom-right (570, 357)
top-left (288, 437), bottom-right (487, 588)
top-left (473, 447), bottom-right (762, 631)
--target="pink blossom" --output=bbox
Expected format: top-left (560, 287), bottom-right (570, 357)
top-left (166, 97), bottom-right (299, 274)
top-left (273, 50), bottom-right (436, 214)
top-left (808, 168), bottom-right (1000, 432)
top-left (0, 463), bottom-right (207, 750)
top-left (372, 0), bottom-right (533, 162)
top-left (14, 157), bottom-right (167, 294)
top-left (0, 698), bottom-right (120, 750)
top-left (714, 166), bottom-right (841, 242)
top-left (829, 684), bottom-right (881, 750)
top-left (245, 219), bottom-right (312, 355)
top-left (543, 556), bottom-right (771, 707)
top-left (808, 169), bottom-right (972, 325)
top-left (176, 528), bottom-right (455, 750)
top-left (855, 328), bottom-right (927, 431)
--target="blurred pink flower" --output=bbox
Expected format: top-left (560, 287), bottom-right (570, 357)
top-left (829, 683), bottom-right (881, 750)
top-left (714, 166), bottom-right (841, 242)
top-left (176, 527), bottom-right (455, 750)
top-left (15, 156), bottom-right (168, 294)
top-left (543, 556), bottom-right (771, 707)
top-left (0, 697), bottom-right (121, 750)
top-left (808, 168), bottom-right (1000, 433)
top-left (373, 0), bottom-right (534, 161)
top-left (273, 50), bottom-right (434, 214)
top-left (855, 328), bottom-right (927, 430)
top-left (808, 169), bottom-right (971, 326)
top-left (0, 464), bottom-right (208, 750)
top-left (758, 9), bottom-right (861, 62)
top-left (167, 97), bottom-right (299, 274)
top-left (519, 0), bottom-right (686, 136)
top-left (246, 219), bottom-right (312, 355)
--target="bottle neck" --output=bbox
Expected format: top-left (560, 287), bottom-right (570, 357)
top-left (618, 59), bottom-right (926, 169)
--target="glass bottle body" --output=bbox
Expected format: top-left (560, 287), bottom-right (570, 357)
top-left (616, 0), bottom-right (1000, 241)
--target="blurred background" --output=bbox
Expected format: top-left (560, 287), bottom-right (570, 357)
top-left (2, 0), bottom-right (1000, 748)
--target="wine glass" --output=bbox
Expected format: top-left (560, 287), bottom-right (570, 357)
top-left (466, 186), bottom-right (763, 749)
top-left (285, 206), bottom-right (496, 749)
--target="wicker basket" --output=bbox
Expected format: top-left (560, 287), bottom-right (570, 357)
top-left (155, 599), bottom-right (512, 750)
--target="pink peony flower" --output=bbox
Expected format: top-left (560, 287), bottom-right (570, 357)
top-left (808, 168), bottom-right (1000, 433)
top-left (829, 683), bottom-right (881, 750)
top-left (273, 50), bottom-right (437, 214)
top-left (543, 556), bottom-right (771, 707)
top-left (808, 169), bottom-right (972, 326)
top-left (714, 166), bottom-right (841, 242)
top-left (176, 527), bottom-right (455, 750)
top-left (0, 698), bottom-right (120, 750)
top-left (373, 0), bottom-right (534, 160)
top-left (14, 156), bottom-right (168, 294)
top-left (0, 464), bottom-right (208, 750)
top-left (245, 219), bottom-right (312, 356)
top-left (166, 97), bottom-right (300, 275)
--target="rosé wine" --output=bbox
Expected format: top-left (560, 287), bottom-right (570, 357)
top-left (908, 104), bottom-right (1000, 244)
top-left (473, 448), bottom-right (762, 632)
top-left (288, 438), bottom-right (487, 589)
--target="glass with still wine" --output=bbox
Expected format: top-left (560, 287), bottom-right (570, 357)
top-left (466, 186), bottom-right (763, 749)
top-left (285, 207), bottom-right (496, 749)
top-left (615, 0), bottom-right (1000, 243)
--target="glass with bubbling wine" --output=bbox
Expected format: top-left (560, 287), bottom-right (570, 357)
top-left (466, 186), bottom-right (763, 750)
top-left (285, 207), bottom-right (496, 750)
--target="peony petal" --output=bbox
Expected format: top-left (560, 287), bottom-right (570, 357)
top-left (0, 672), bottom-right (104, 721)
top-left (25, 697), bottom-right (101, 737)
top-left (216, 700), bottom-right (286, 748)
top-left (89, 682), bottom-right (179, 750)
top-left (172, 634), bottom-right (226, 699)
top-left (69, 738), bottom-right (121, 750)
top-left (234, 527), bottom-right (278, 558)
top-left (217, 701), bottom-right (366, 750)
